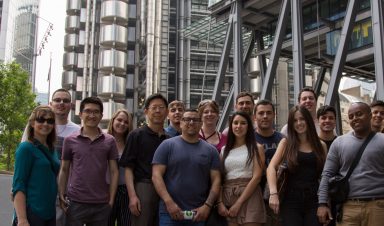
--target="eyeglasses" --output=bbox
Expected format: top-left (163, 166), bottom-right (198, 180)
top-left (82, 109), bottom-right (101, 115)
top-left (35, 117), bottom-right (55, 124)
top-left (148, 105), bottom-right (166, 111)
top-left (52, 98), bottom-right (71, 104)
top-left (181, 117), bottom-right (201, 123)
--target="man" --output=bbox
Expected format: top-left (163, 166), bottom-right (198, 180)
top-left (253, 99), bottom-right (283, 226)
top-left (281, 87), bottom-right (319, 135)
top-left (370, 100), bottom-right (384, 132)
top-left (120, 93), bottom-right (169, 226)
top-left (21, 88), bottom-right (80, 226)
top-left (316, 105), bottom-right (337, 226)
top-left (152, 109), bottom-right (221, 225)
top-left (223, 91), bottom-right (255, 135)
top-left (58, 96), bottom-right (119, 226)
top-left (165, 100), bottom-right (185, 137)
top-left (317, 102), bottom-right (384, 226)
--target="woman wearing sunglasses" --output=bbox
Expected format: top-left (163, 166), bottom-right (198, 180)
top-left (12, 105), bottom-right (60, 226)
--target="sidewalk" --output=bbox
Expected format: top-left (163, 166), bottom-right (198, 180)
top-left (0, 170), bottom-right (13, 175)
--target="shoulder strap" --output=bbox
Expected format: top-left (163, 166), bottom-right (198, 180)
top-left (345, 132), bottom-right (375, 179)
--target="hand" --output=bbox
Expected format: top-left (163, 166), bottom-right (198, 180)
top-left (129, 195), bottom-right (141, 216)
top-left (193, 204), bottom-right (211, 222)
top-left (217, 203), bottom-right (229, 217)
top-left (165, 200), bottom-right (183, 220)
top-left (317, 206), bottom-right (333, 225)
top-left (269, 194), bottom-right (280, 214)
top-left (228, 201), bottom-right (242, 218)
top-left (59, 195), bottom-right (70, 213)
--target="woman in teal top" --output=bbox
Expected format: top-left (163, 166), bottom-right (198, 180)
top-left (12, 105), bottom-right (60, 226)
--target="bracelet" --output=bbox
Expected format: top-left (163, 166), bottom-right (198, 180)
top-left (204, 202), bottom-right (213, 208)
top-left (270, 192), bottom-right (278, 196)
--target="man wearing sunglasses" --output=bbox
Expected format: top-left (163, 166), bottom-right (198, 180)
top-left (152, 109), bottom-right (221, 225)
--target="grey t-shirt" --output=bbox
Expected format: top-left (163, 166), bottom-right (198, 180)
top-left (152, 136), bottom-right (220, 210)
top-left (318, 132), bottom-right (384, 203)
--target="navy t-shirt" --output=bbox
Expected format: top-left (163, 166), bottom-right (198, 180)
top-left (152, 136), bottom-right (220, 210)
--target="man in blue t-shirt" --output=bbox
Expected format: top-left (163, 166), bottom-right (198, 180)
top-left (253, 100), bottom-right (284, 226)
top-left (152, 109), bottom-right (221, 226)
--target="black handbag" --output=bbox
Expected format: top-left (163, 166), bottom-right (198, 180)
top-left (328, 132), bottom-right (375, 205)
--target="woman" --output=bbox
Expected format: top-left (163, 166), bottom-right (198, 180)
top-left (107, 109), bottom-right (133, 226)
top-left (198, 99), bottom-right (227, 152)
top-left (12, 105), bottom-right (60, 226)
top-left (267, 106), bottom-right (327, 226)
top-left (218, 111), bottom-right (266, 226)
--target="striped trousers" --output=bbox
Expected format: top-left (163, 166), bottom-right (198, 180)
top-left (108, 185), bottom-right (131, 226)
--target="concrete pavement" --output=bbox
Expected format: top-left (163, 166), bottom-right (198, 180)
top-left (0, 174), bottom-right (13, 225)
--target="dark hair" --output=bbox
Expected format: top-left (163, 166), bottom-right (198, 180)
top-left (51, 88), bottom-right (71, 99)
top-left (144, 93), bottom-right (168, 109)
top-left (107, 109), bottom-right (133, 143)
top-left (223, 112), bottom-right (262, 167)
top-left (183, 108), bottom-right (200, 116)
top-left (370, 100), bottom-right (384, 108)
top-left (317, 105), bottom-right (336, 119)
top-left (298, 87), bottom-right (317, 102)
top-left (236, 91), bottom-right (254, 104)
top-left (27, 105), bottom-right (56, 150)
top-left (285, 105), bottom-right (326, 174)
top-left (80, 96), bottom-right (103, 113)
top-left (254, 99), bottom-right (275, 114)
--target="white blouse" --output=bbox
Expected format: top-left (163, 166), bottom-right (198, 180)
top-left (223, 144), bottom-right (253, 180)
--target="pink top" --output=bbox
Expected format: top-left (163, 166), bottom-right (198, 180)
top-left (199, 130), bottom-right (227, 153)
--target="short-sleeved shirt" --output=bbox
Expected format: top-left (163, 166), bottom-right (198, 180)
top-left (255, 131), bottom-right (284, 166)
top-left (152, 136), bottom-right (220, 210)
top-left (62, 129), bottom-right (119, 203)
top-left (12, 141), bottom-right (60, 220)
top-left (55, 121), bottom-right (80, 159)
top-left (165, 125), bottom-right (180, 137)
top-left (119, 125), bottom-right (168, 181)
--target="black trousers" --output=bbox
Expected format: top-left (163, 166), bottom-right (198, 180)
top-left (13, 208), bottom-right (55, 226)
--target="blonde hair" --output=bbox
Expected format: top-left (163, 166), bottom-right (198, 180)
top-left (107, 109), bottom-right (133, 143)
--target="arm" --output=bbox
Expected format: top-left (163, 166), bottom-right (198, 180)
top-left (124, 167), bottom-right (141, 216)
top-left (266, 138), bottom-right (287, 214)
top-left (228, 144), bottom-right (265, 217)
top-left (13, 192), bottom-right (29, 226)
top-left (152, 164), bottom-right (183, 220)
top-left (58, 160), bottom-right (71, 212)
top-left (193, 169), bottom-right (221, 221)
top-left (108, 160), bottom-right (119, 206)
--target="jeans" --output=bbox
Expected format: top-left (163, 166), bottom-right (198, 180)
top-left (338, 199), bottom-right (384, 226)
top-left (280, 187), bottom-right (321, 226)
top-left (65, 201), bottom-right (111, 226)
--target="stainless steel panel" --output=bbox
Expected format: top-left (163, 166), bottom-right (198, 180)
top-left (67, 0), bottom-right (81, 15)
top-left (102, 101), bottom-right (126, 121)
top-left (248, 57), bottom-right (260, 76)
top-left (64, 33), bottom-right (79, 50)
top-left (63, 52), bottom-right (78, 69)
top-left (65, 15), bottom-right (80, 33)
top-left (97, 75), bottom-right (126, 97)
top-left (250, 76), bottom-right (262, 94)
top-left (99, 24), bottom-right (128, 49)
top-left (100, 1), bottom-right (129, 25)
top-left (98, 49), bottom-right (127, 73)
top-left (62, 71), bottom-right (77, 89)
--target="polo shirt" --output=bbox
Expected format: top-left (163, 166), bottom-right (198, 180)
top-left (62, 128), bottom-right (118, 203)
top-left (120, 125), bottom-right (168, 181)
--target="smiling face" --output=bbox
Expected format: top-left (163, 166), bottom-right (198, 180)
top-left (50, 91), bottom-right (71, 118)
top-left (371, 105), bottom-right (384, 131)
top-left (112, 112), bottom-right (130, 136)
top-left (79, 103), bottom-right (103, 129)
top-left (318, 111), bottom-right (336, 132)
top-left (231, 115), bottom-right (248, 139)
top-left (236, 96), bottom-right (254, 116)
top-left (293, 111), bottom-right (307, 135)
top-left (168, 103), bottom-right (184, 125)
top-left (201, 105), bottom-right (219, 126)
top-left (180, 111), bottom-right (202, 137)
top-left (144, 98), bottom-right (168, 126)
top-left (254, 104), bottom-right (275, 131)
top-left (348, 103), bottom-right (372, 134)
top-left (299, 91), bottom-right (317, 115)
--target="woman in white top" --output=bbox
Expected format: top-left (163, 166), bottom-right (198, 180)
top-left (218, 111), bottom-right (266, 226)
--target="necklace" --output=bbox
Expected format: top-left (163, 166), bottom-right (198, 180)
top-left (200, 128), bottom-right (217, 140)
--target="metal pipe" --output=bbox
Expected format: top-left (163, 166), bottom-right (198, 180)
top-left (82, 0), bottom-right (92, 99)
top-left (88, 0), bottom-right (97, 97)
top-left (371, 0), bottom-right (384, 100)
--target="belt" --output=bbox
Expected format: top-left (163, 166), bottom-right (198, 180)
top-left (348, 197), bottom-right (384, 202)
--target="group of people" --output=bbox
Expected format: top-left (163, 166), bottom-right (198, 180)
top-left (11, 87), bottom-right (384, 226)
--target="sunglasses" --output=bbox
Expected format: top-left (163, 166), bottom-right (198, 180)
top-left (35, 117), bottom-right (55, 124)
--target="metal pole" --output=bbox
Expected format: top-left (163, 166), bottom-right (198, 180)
top-left (371, 0), bottom-right (384, 100)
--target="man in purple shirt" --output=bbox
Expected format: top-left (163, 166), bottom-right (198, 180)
top-left (58, 96), bottom-right (119, 226)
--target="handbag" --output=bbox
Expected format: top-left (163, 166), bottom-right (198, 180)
top-left (328, 132), bottom-right (375, 205)
top-left (276, 162), bottom-right (288, 199)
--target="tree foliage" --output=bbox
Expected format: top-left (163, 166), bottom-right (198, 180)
top-left (0, 62), bottom-right (36, 171)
